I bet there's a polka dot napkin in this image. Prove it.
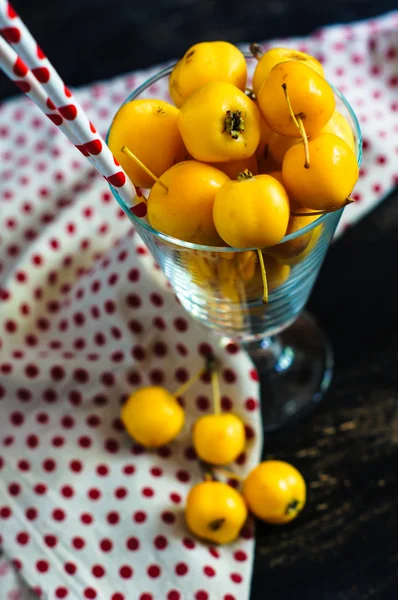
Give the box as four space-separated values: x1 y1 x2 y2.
0 10 397 600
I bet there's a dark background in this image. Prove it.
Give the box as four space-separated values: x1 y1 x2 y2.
0 0 397 100
2 1 398 599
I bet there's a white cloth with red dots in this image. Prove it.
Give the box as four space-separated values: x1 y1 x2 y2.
0 10 397 600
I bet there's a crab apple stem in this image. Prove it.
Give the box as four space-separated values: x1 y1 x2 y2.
121 146 169 192
250 43 263 60
281 83 310 168
174 366 205 398
211 369 221 415
257 249 269 304
296 115 310 169
237 169 254 181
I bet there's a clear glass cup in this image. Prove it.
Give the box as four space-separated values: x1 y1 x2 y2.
108 57 362 431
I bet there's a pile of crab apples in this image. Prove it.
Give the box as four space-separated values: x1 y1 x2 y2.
109 41 359 302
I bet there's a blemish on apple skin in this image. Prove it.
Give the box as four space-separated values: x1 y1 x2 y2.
185 50 195 60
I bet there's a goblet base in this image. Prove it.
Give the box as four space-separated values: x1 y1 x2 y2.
243 312 333 432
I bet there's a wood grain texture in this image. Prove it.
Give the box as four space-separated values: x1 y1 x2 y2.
253 187 398 599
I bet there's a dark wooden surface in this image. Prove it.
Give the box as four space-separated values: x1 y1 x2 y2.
253 187 398 600
1 2 398 598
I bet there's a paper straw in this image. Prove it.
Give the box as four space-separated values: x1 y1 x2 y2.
0 36 97 156
0 0 147 217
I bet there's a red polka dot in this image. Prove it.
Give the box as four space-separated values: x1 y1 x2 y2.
244 424 255 440
26 507 38 520
182 537 196 549
223 368 237 383
250 368 259 382
152 341 167 358
224 596 236 600
245 397 258 411
126 537 140 551
18 459 30 471
154 535 168 550
153 316 167 330
4 319 17 333
50 365 66 381
234 550 248 562
12 558 22 571
126 293 141 308
157 446 172 458
161 511 176 524
127 370 142 385
15 270 28 283
81 512 94 525
230 573 243 583
61 485 74 498
100 538 113 552
142 486 155 498
79 435 92 449
72 537 85 550
123 464 136 475
8 482 21 496
92 565 105 578
36 560 49 573
195 592 209 600
140 595 153 600
44 535 58 548
61 415 75 429
56 588 69 598
52 508 66 521
96 464 109 477
150 466 163 477
170 492 182 504
84 588 97 599
1 506 12 518
149 369 165 384
196 395 210 411
221 396 233 411
119 565 133 579
147 565 161 578
105 438 120 454
89 488 102 501
10 411 24 426
133 510 147 523
34 483 47 495
176 469 190 483
198 342 213 357
174 317 188 332
43 458 56 472
65 562 77 575
167 592 180 600
113 485 128 500
16 532 29 545
26 434 39 448
209 547 220 558
203 565 216 577
25 363 39 378
132 345 146 361
69 459 83 473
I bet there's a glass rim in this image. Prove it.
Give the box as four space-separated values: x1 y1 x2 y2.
107 56 363 253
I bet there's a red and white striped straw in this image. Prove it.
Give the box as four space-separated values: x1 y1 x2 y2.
0 35 97 157
0 0 147 218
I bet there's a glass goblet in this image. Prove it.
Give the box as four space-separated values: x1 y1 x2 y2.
109 59 362 431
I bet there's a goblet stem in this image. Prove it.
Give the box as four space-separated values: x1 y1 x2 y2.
241 312 334 432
